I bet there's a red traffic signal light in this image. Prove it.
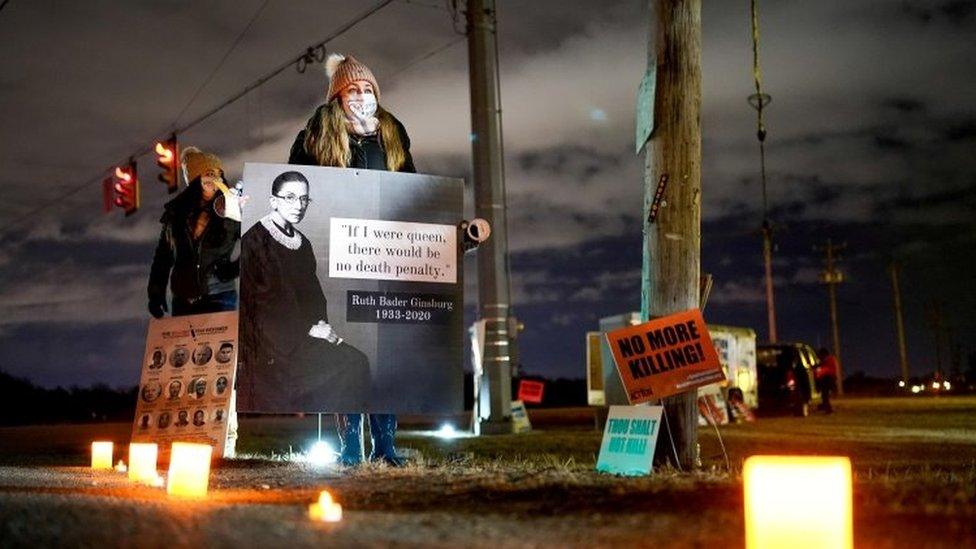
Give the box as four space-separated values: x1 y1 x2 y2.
155 136 179 194
113 160 139 217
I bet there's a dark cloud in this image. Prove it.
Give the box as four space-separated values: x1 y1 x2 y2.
883 97 927 113
516 145 621 184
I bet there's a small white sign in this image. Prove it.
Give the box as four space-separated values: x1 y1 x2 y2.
511 400 532 434
596 405 663 476
329 217 457 284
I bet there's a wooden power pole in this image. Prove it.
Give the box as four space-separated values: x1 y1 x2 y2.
466 0 514 434
888 261 909 383
817 239 846 394
641 0 702 469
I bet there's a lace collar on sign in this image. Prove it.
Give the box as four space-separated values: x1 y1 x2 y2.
260 214 301 250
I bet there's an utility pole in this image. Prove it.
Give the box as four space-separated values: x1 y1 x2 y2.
641 0 701 469
888 261 909 383
816 239 846 394
466 0 513 434
748 0 777 343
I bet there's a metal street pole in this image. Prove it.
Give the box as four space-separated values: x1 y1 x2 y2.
642 0 702 469
466 0 513 434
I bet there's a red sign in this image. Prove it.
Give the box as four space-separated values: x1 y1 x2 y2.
605 309 725 404
517 380 545 404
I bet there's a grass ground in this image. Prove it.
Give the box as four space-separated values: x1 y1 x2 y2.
1 396 974 547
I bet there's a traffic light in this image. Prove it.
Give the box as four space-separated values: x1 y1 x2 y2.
113 159 139 216
155 135 179 193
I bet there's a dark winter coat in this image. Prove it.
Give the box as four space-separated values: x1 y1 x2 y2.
148 183 240 305
287 110 416 173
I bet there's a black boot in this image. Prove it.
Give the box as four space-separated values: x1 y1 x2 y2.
335 413 364 466
369 413 406 466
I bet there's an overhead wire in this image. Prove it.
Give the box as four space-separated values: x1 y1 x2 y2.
171 0 272 128
0 0 397 240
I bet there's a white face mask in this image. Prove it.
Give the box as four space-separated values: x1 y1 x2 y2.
345 93 377 119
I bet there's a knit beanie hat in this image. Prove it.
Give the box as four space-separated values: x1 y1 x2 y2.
325 53 380 101
181 147 223 185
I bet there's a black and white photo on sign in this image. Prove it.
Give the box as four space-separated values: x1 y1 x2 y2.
238 163 464 414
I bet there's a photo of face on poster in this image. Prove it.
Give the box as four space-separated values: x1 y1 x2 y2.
238 163 464 415
170 347 189 368
193 410 206 427
192 344 212 366
168 380 182 400
141 382 162 403
157 412 171 429
215 375 228 395
216 342 234 364
175 410 189 427
189 377 207 400
150 348 166 369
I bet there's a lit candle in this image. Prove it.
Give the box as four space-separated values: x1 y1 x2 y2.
128 443 159 484
91 441 113 470
115 460 127 473
167 442 212 498
309 490 343 522
744 455 853 549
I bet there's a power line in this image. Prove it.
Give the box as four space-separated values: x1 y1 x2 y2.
387 34 465 81
171 0 272 128
0 0 396 239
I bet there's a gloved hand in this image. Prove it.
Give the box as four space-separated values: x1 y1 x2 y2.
148 296 168 319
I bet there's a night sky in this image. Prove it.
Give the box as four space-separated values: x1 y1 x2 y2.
0 0 973 389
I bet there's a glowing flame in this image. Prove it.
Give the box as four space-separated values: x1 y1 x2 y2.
115 167 131 181
155 142 174 163
744 456 853 549
309 490 342 522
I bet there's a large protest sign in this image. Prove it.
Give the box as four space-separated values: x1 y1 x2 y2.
605 309 725 404
596 405 663 476
238 163 464 414
131 312 238 458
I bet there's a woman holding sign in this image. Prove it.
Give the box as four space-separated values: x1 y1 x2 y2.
288 53 488 466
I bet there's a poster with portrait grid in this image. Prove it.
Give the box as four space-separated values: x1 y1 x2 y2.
130 311 238 458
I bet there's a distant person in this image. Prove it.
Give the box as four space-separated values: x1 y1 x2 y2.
816 348 838 414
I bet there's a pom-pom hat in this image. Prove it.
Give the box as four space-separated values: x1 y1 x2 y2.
181 146 223 185
325 53 379 101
